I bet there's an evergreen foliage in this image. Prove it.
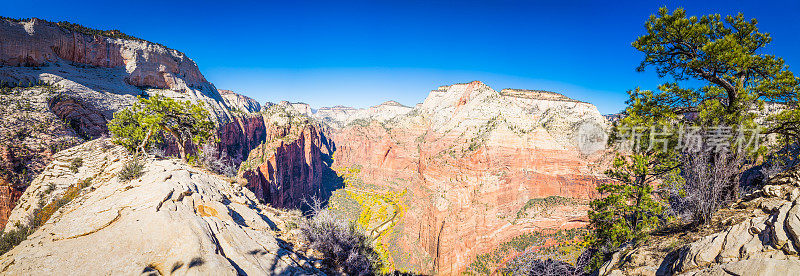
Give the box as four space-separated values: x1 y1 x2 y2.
108 95 215 162
587 7 800 272
586 154 666 271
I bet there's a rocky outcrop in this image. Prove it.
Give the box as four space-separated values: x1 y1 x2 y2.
242 124 333 209
265 101 314 117
329 81 608 274
0 18 246 230
217 114 267 165
238 105 336 210
669 169 800 275
597 167 800 276
0 183 22 229
219 89 261 114
0 84 86 228
0 139 324 275
1 19 207 91
48 94 108 139
0 18 232 123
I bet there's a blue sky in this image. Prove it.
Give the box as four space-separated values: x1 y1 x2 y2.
4 0 799 114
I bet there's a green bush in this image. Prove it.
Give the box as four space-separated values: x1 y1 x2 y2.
69 158 83 173
118 158 145 182
0 223 33 255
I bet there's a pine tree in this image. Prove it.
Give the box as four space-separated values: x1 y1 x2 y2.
108 95 215 161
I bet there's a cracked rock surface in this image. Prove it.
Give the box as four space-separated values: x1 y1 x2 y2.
0 139 321 275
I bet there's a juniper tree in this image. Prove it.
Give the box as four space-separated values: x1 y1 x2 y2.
108 95 215 162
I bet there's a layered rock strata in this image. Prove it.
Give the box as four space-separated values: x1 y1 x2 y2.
329 81 608 274
238 105 336 210
0 18 251 229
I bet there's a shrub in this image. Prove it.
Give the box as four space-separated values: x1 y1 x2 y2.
500 255 585 276
118 158 145 182
34 178 92 227
198 143 236 178
667 147 743 225
298 199 381 275
0 224 33 255
0 223 33 255
69 157 83 173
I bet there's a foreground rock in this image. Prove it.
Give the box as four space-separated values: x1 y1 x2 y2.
0 139 322 275
599 167 800 276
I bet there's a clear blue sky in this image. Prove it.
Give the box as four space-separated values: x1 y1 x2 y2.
4 0 799 114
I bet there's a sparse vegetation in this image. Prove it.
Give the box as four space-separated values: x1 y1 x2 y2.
515 196 576 221
0 16 171 50
500 256 585 276
0 223 33 255
34 178 92 227
298 198 382 274
69 157 83 173
0 178 94 255
198 142 236 178
118 158 145 182
465 228 588 275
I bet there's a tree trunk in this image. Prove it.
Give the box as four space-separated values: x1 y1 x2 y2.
136 128 153 157
161 125 187 162
177 141 187 162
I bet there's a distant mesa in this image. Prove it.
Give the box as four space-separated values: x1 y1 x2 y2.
499 88 583 103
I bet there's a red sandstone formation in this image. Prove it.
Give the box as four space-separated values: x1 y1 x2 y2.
242 125 328 208
238 108 336 209
0 180 23 228
218 115 267 164
0 18 209 92
329 81 608 274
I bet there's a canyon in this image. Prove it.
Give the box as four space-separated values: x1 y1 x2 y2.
0 17 610 274
310 81 608 273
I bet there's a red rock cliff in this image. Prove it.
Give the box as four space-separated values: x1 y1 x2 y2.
237 104 337 209
0 18 209 92
240 123 336 209
328 81 609 274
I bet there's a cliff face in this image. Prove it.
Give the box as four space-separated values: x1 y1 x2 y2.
0 18 232 123
217 114 267 165
238 104 337 210
0 18 240 229
329 81 609 274
315 100 414 128
219 89 261 114
1 19 207 92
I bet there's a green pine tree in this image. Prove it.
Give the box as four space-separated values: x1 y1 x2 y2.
108 95 215 162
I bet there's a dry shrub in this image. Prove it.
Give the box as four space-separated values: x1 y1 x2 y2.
298 198 381 275
199 143 236 178
118 157 144 182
